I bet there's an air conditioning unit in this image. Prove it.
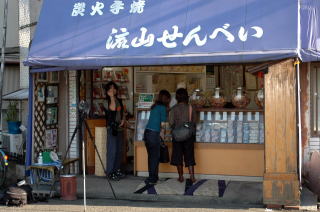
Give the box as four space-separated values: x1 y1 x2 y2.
2 133 23 155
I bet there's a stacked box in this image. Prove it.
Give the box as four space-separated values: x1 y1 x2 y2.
204 129 211 142
259 122 264 144
236 121 243 143
219 122 228 143
220 128 227 143
199 122 210 142
211 123 220 143
242 122 250 143
248 122 259 143
201 122 208 142
196 123 203 142
227 120 235 143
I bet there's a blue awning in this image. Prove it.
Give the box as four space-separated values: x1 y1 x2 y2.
25 0 320 70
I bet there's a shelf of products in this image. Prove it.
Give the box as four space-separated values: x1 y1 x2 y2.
134 109 264 144
134 66 206 95
91 67 131 117
196 111 264 144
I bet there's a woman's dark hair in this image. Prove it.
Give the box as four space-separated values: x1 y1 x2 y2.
151 90 171 109
105 81 123 108
175 88 189 103
104 81 124 118
105 81 119 102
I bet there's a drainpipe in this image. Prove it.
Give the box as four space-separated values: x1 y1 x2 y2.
295 58 302 187
25 73 33 176
0 0 9 131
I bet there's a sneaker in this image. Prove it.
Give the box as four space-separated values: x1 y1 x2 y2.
108 173 120 181
144 178 157 185
115 169 125 178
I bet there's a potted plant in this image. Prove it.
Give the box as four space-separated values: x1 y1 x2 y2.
6 102 21 134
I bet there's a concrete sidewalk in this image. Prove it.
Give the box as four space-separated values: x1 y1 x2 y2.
0 175 317 211
0 198 267 212
76 175 263 206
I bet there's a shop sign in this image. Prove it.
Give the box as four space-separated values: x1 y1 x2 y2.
105 24 263 50
137 93 154 108
71 0 146 16
70 1 263 50
27 0 298 67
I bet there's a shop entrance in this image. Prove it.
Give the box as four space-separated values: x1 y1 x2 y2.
78 64 265 180
30 61 299 204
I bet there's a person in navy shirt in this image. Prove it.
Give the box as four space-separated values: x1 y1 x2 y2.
144 90 171 185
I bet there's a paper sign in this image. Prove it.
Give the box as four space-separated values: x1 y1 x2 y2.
200 112 205 121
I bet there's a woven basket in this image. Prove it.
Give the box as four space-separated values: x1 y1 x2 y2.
95 127 107 176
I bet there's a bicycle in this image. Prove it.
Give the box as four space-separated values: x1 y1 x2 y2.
0 148 8 187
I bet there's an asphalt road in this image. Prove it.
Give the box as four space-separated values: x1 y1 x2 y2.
0 197 269 212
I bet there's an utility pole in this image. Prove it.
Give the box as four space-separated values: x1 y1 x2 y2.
0 0 9 127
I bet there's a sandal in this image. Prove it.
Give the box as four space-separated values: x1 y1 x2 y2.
108 173 120 181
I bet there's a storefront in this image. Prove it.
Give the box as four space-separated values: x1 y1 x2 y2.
24 0 320 206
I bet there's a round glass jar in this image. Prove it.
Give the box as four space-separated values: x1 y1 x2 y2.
254 88 264 108
209 87 226 108
231 87 250 108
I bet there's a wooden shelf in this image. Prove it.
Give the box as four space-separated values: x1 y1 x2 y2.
136 107 264 112
135 140 264 146
136 71 204 74
195 107 264 112
136 108 151 111
93 98 128 100
93 80 129 83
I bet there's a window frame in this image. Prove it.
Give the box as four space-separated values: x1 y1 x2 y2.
310 63 320 136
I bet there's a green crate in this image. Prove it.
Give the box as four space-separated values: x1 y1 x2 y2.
43 151 53 163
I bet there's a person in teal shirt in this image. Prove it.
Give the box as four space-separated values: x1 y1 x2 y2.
144 90 171 185
145 103 167 132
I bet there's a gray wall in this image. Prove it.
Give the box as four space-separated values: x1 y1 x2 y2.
2 65 20 95
30 0 43 37
0 0 19 48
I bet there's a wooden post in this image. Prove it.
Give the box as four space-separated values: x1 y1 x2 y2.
263 59 300 206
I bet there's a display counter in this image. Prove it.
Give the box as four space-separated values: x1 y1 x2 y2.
134 108 265 178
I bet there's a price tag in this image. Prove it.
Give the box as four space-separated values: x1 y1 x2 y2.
222 112 227 121
231 112 236 120
255 112 260 121
207 112 212 121
238 112 243 121
200 112 205 121
215 112 221 120
247 112 252 121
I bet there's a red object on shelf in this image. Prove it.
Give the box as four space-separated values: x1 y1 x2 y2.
257 71 264 88
60 175 77 200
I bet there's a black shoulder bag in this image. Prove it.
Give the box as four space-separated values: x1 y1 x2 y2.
171 105 195 142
